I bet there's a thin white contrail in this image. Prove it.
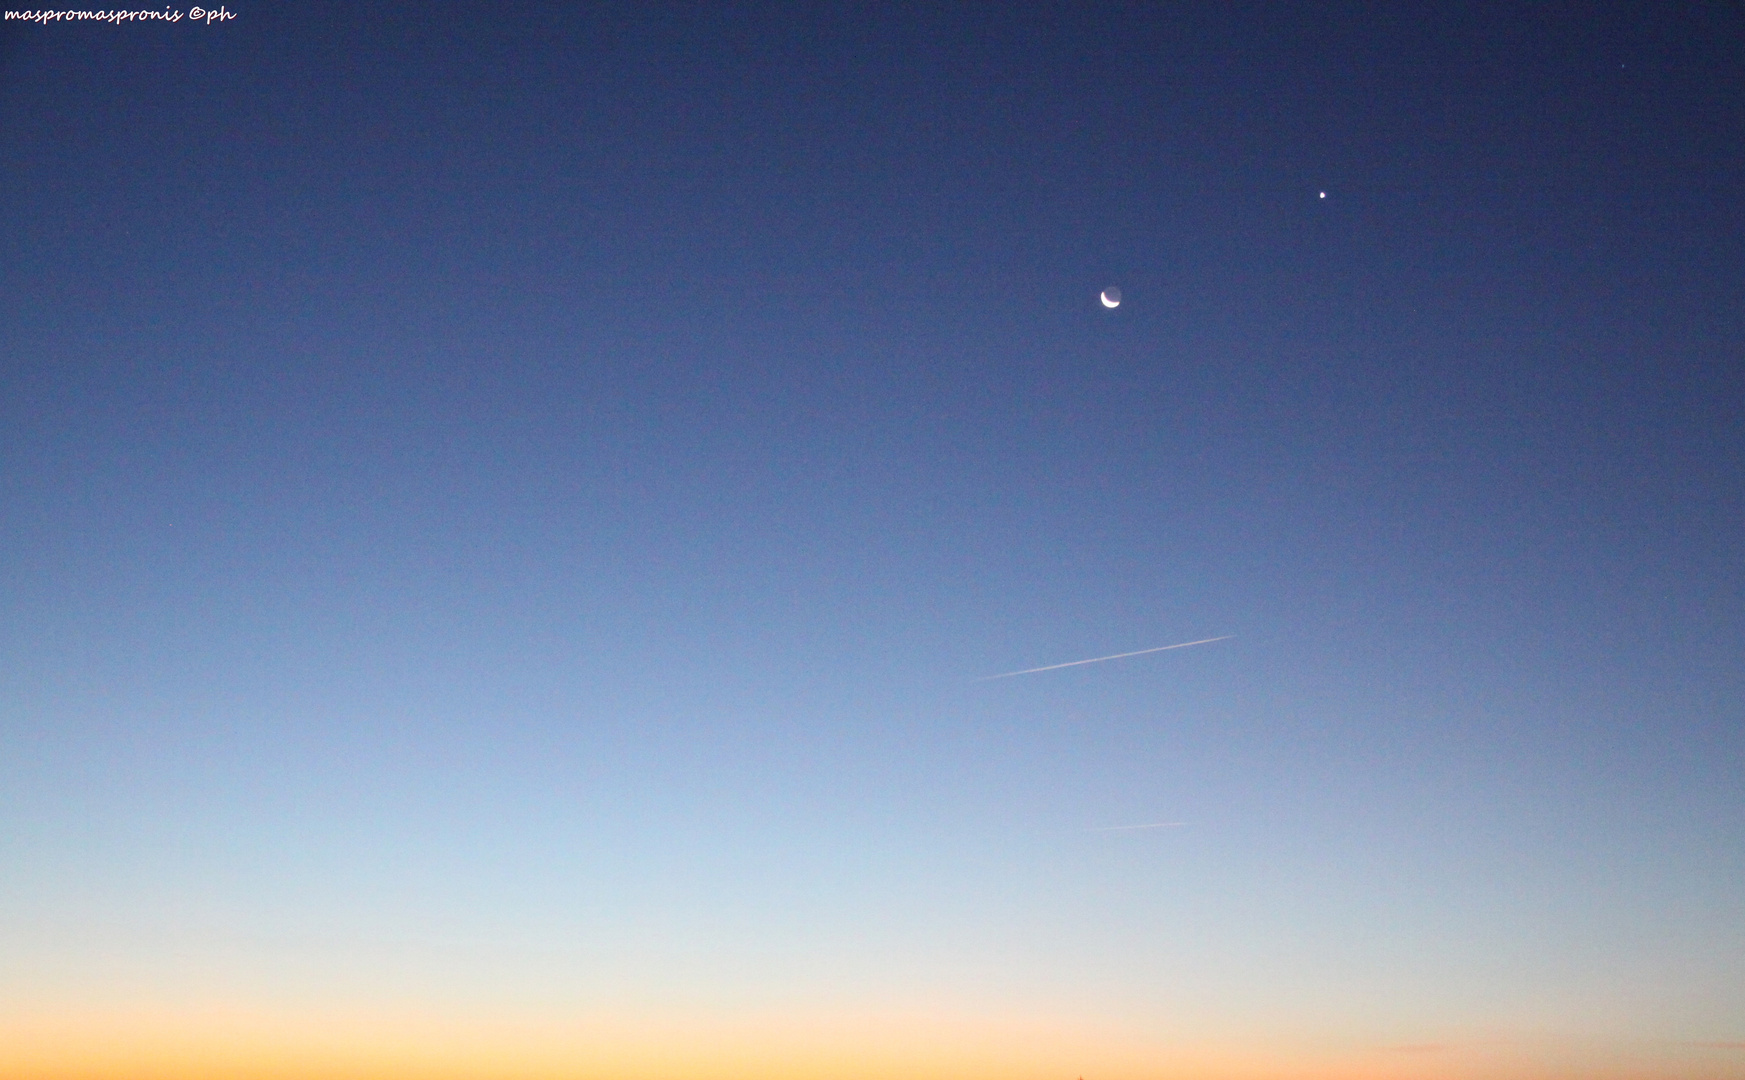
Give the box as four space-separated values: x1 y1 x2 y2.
976 636 1231 680
1086 821 1184 832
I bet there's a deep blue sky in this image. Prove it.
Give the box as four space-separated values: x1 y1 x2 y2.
2 3 1743 1076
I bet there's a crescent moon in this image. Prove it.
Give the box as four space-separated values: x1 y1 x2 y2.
1100 288 1121 308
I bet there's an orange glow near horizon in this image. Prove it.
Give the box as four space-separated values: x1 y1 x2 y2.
5 1005 1743 1080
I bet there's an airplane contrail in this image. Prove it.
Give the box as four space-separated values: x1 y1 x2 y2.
1086 821 1184 832
976 636 1231 680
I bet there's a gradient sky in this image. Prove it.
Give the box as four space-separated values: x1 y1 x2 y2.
3 3 1743 1078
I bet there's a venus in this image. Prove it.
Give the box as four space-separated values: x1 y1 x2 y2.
1100 286 1121 308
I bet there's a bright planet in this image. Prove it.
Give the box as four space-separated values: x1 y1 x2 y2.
1100 286 1121 308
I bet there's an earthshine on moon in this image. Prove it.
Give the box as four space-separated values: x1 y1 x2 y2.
1100 287 1121 308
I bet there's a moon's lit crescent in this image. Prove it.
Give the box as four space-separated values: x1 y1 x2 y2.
1100 287 1121 308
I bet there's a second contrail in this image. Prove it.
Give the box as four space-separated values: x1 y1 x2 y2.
1085 821 1185 832
976 636 1231 680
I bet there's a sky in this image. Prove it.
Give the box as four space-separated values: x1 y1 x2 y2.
1 2 1743 1078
